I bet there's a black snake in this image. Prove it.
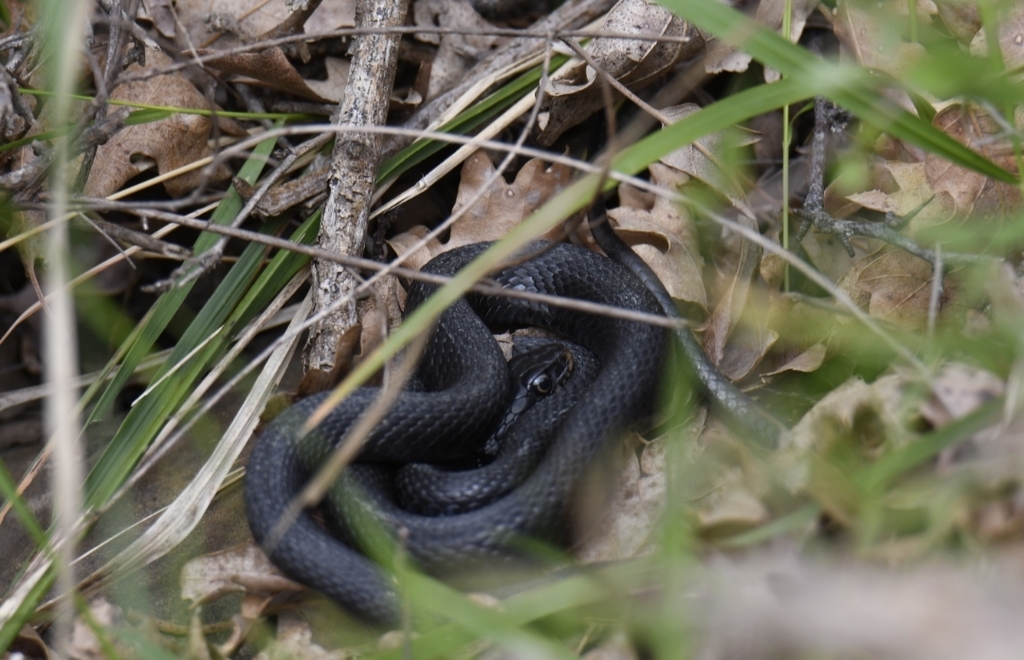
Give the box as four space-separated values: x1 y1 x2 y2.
244 209 779 624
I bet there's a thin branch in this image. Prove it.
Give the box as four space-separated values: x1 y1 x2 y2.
307 0 410 374
796 97 986 267
110 26 686 86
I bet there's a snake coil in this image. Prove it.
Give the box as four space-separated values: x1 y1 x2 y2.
245 238 667 623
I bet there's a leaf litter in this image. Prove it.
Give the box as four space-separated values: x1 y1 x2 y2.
4 0 1024 657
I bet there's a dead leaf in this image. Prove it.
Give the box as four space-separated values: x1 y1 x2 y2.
449 152 574 247
706 0 818 78
357 276 403 365
759 252 786 291
608 165 707 309
180 543 304 606
762 295 842 377
139 0 177 38
717 322 779 382
759 0 825 81
684 421 772 537
799 227 881 284
920 362 1004 428
305 58 353 104
172 0 354 51
785 374 911 456
917 362 1006 472
922 105 1022 227
848 248 956 331
7 625 53 660
851 104 1021 249
703 213 769 372
834 0 932 78
388 152 573 265
936 0 980 43
969 3 1024 69
577 434 664 562
196 47 340 103
704 37 759 75
579 410 707 564
658 104 760 202
847 161 940 218
933 391 1024 485
83 51 245 198
70 599 122 660
414 0 502 101
695 481 771 536
385 225 437 272
537 0 703 145
252 609 351 660
763 343 828 377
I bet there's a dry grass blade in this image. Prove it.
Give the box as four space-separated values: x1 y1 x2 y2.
75 282 310 598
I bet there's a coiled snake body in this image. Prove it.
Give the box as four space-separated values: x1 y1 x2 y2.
245 238 668 623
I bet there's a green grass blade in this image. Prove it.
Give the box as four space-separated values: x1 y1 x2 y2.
0 125 75 154
716 503 821 548
83 218 280 507
21 89 314 120
84 206 320 510
122 109 174 125
659 0 1019 184
0 460 48 550
84 133 277 427
227 213 319 328
377 55 569 183
862 397 1004 493
612 76 812 176
403 572 580 660
373 560 661 659
0 564 57 653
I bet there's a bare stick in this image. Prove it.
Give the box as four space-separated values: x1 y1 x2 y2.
307 0 409 375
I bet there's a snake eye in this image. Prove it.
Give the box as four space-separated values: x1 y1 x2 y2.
530 374 553 395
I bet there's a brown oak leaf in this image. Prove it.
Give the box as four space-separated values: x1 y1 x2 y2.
83 51 245 198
